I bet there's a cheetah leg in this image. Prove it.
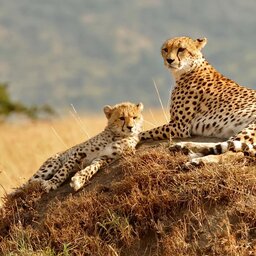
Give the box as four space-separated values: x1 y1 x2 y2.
41 155 78 192
182 151 245 169
139 121 190 142
173 122 256 158
172 140 256 168
173 123 256 167
70 157 112 191
169 141 220 159
29 153 62 183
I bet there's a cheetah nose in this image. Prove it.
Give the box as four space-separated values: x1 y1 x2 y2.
166 58 175 64
127 126 133 131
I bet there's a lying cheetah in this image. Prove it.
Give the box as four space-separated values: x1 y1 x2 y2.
140 36 256 166
29 102 143 192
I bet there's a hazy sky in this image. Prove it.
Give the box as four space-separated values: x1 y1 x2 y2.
0 0 256 113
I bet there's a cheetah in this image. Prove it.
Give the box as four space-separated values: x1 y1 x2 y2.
140 36 256 166
29 102 143 192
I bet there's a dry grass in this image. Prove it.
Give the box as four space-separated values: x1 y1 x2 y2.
1 146 256 255
0 109 166 201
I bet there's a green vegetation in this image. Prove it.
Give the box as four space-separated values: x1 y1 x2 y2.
1 145 256 255
0 83 54 120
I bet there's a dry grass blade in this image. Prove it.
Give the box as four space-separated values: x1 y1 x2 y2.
153 79 168 123
70 104 90 139
51 126 68 149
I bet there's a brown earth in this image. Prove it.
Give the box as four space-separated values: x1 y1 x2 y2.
1 142 256 255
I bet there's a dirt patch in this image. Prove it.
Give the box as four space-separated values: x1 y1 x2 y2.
1 143 256 255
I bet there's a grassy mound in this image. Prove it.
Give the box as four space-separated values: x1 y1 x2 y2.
1 145 256 255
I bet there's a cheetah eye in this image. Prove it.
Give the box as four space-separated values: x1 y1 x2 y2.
162 48 168 53
133 116 137 119
119 117 125 120
178 47 185 53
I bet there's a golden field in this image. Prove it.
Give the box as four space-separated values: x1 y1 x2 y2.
1 108 256 255
0 108 166 201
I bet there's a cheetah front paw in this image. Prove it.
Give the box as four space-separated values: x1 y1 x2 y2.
169 143 192 155
41 180 58 193
70 175 87 191
180 159 205 171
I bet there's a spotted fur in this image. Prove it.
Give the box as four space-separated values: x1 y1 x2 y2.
29 102 143 192
140 36 256 164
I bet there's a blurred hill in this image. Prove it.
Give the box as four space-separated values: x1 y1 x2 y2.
0 0 256 113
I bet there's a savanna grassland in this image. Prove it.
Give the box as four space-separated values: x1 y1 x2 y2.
0 109 166 201
1 110 256 255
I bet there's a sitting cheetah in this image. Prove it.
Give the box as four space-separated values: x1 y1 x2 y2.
140 36 256 166
29 102 143 192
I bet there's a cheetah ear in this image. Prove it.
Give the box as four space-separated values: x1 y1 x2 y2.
103 105 113 119
194 38 207 50
136 102 144 112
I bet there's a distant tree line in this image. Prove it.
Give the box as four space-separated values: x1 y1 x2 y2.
0 83 54 120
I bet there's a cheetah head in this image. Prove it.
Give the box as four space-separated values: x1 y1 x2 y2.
161 36 207 73
103 102 144 136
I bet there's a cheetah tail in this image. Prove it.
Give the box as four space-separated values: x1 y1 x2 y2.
208 140 256 157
